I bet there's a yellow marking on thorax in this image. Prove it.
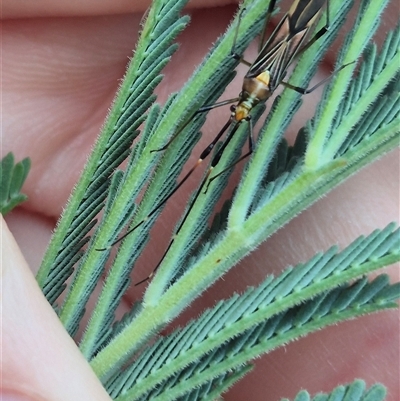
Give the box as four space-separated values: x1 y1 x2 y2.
256 71 270 86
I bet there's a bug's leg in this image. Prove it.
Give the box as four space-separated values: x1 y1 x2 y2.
230 6 250 64
281 61 355 94
204 117 254 193
152 97 239 152
258 0 278 52
134 122 246 285
97 119 233 251
232 0 278 63
135 167 213 286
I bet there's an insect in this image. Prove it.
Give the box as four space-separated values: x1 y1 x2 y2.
99 0 349 284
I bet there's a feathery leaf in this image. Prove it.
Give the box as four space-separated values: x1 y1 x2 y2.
0 152 30 215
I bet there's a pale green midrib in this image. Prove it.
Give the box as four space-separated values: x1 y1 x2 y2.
36 0 173 287
305 0 391 169
115 300 398 401
77 0 268 349
90 118 399 378
57 2 191 329
122 261 398 399
90 152 398 379
323 52 399 159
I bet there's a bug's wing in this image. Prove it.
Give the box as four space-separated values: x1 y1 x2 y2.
247 0 325 87
289 0 326 33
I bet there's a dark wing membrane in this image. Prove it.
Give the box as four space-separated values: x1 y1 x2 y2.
247 14 291 78
289 0 325 33
247 19 309 89
246 0 325 82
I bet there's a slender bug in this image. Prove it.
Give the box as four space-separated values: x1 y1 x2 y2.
98 0 351 284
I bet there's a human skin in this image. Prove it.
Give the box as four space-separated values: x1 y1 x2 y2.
1 1 399 400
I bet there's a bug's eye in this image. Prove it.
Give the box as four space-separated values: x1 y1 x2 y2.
230 105 236 112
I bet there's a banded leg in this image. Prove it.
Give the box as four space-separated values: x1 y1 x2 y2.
97 119 233 250
135 122 244 285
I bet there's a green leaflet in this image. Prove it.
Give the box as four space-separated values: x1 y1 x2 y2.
0 152 30 215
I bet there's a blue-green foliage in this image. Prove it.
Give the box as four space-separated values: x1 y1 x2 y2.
0 152 30 215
